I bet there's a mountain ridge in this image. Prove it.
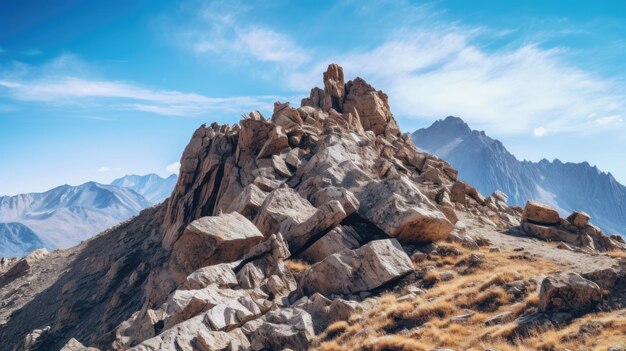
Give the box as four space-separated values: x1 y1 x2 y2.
412 116 626 235
0 65 624 351
0 174 177 257
111 173 177 204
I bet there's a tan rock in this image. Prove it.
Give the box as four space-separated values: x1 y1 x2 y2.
250 308 314 351
272 155 292 178
283 200 348 254
450 181 466 204
60 338 100 351
308 187 359 214
299 226 362 262
170 213 264 281
567 211 590 228
464 182 486 205
357 176 454 243
344 77 398 135
226 184 267 220
182 264 238 290
254 188 317 237
523 201 560 225
299 239 413 295
322 63 345 112
257 126 289 159
195 329 250 351
538 272 601 313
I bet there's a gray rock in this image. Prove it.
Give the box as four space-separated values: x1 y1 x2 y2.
300 239 413 295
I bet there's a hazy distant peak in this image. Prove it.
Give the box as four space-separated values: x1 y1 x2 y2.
111 173 177 204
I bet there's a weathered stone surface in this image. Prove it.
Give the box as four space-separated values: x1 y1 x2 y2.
357 176 454 243
129 313 209 351
300 239 413 295
170 213 264 282
299 225 363 262
194 329 250 351
567 211 591 228
309 187 359 215
522 222 580 243
257 126 289 159
464 182 486 205
182 264 238 290
60 338 100 351
450 181 466 204
272 155 292 178
254 188 317 237
283 200 348 254
226 184 267 220
538 272 602 313
250 308 315 351
296 294 363 333
581 267 618 290
523 201 560 225
322 63 345 112
343 77 398 135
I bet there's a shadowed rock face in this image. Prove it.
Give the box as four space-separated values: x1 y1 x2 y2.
2 64 621 351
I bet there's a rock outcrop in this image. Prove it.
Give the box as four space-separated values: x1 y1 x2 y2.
299 239 413 296
520 201 626 252
538 272 602 314
1 64 624 351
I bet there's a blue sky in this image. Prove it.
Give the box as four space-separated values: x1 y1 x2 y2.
1 0 626 196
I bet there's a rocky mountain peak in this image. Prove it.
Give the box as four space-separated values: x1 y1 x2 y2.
1 64 625 351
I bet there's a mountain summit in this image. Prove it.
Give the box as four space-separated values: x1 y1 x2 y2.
1 65 624 351
412 116 626 236
111 173 177 204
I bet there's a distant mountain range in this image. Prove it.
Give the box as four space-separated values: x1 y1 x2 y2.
0 174 176 257
412 116 626 235
0 223 45 258
111 173 177 204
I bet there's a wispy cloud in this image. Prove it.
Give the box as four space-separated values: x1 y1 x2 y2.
287 28 625 136
0 55 283 117
178 0 309 65
166 161 180 175
97 166 111 173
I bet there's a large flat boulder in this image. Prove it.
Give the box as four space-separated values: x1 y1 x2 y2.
357 176 454 243
523 201 560 225
299 239 413 295
171 213 264 280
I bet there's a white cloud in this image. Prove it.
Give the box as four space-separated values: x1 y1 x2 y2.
97 166 111 173
288 30 625 136
533 127 549 137
595 115 622 126
180 1 309 65
166 161 181 175
0 60 283 117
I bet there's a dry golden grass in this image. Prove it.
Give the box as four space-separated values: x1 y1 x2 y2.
284 259 310 272
606 249 626 258
313 242 625 351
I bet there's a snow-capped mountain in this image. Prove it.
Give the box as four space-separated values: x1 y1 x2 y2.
0 182 152 250
111 173 177 204
0 223 45 258
412 116 626 235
